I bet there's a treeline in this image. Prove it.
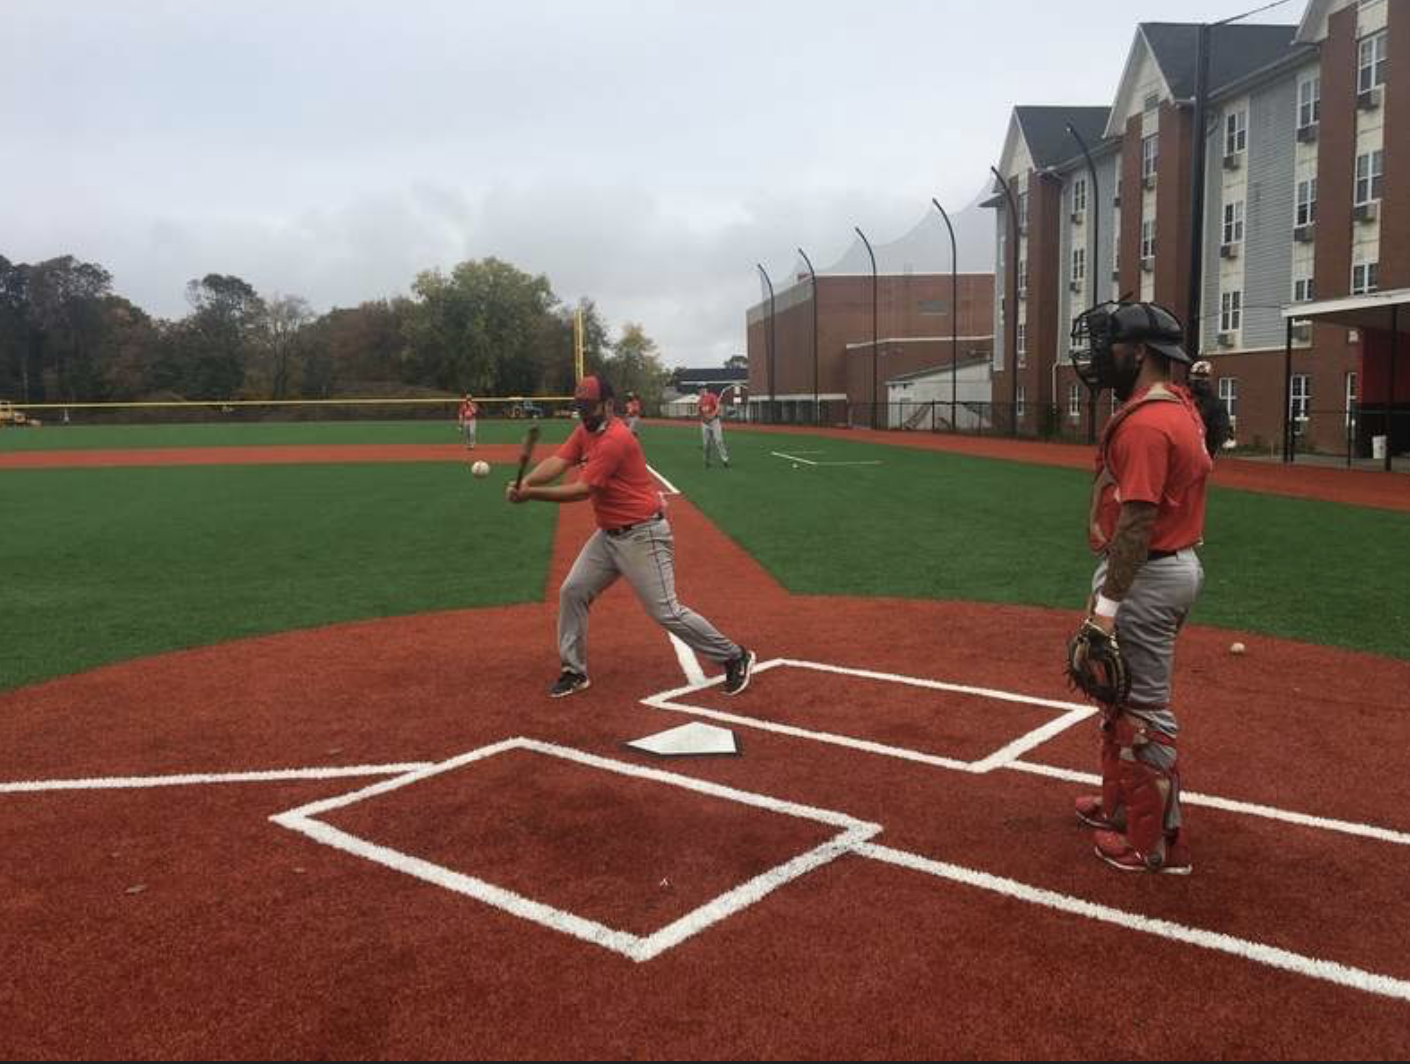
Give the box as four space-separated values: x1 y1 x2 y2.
0 253 671 407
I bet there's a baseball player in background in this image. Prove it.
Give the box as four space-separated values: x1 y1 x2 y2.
624 391 642 435
458 393 478 450
1068 302 1212 874
506 374 755 699
698 388 729 468
1185 360 1233 457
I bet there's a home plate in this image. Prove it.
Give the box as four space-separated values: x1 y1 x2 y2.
625 722 740 757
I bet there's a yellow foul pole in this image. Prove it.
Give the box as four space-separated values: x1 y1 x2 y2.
573 309 585 382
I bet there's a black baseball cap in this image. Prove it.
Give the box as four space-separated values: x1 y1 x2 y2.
1109 302 1191 364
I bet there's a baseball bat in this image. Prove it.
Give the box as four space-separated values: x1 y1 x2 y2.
513 425 540 491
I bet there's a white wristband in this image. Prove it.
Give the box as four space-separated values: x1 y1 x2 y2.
1093 594 1120 619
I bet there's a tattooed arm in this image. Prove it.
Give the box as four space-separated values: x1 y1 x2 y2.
1089 500 1158 633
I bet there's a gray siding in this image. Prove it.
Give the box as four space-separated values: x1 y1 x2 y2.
1244 76 1298 348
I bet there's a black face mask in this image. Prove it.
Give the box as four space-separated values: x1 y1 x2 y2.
1071 303 1141 399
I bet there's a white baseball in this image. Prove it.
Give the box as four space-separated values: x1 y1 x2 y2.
1229 641 1246 655
471 460 490 478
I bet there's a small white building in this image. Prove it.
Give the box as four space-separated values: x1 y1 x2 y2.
886 356 994 431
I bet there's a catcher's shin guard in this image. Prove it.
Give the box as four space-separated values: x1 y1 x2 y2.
1111 716 1181 870
1075 721 1124 829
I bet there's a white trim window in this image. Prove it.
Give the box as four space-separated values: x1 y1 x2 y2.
1296 178 1317 226
1016 385 1026 420
1072 247 1086 284
1352 260 1379 294
1073 177 1087 214
1298 75 1321 129
1355 150 1384 205
1141 134 1159 181
1016 323 1027 367
1068 382 1082 420
1225 109 1247 156
1141 219 1156 261
1359 31 1388 93
1223 200 1245 245
1290 374 1311 427
1017 190 1029 230
1345 370 1358 431
1221 290 1243 332
1017 258 1028 294
1293 275 1316 303
1218 377 1238 419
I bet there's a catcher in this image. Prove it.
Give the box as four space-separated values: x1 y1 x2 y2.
1065 302 1213 874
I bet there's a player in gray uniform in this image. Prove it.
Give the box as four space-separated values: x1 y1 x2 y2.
1068 302 1213 875
506 374 754 699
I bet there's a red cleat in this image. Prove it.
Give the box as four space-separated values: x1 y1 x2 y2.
1074 794 1123 831
1093 829 1192 875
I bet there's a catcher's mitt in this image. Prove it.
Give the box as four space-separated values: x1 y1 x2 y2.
1065 619 1131 707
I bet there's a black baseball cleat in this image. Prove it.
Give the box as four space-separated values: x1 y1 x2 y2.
549 670 591 698
722 649 755 695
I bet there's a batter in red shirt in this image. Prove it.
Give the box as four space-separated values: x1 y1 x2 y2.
1067 301 1212 876
506 374 754 698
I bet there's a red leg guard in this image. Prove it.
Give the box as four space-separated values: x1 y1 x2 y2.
1111 717 1180 870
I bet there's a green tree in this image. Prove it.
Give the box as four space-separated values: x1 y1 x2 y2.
402 257 560 396
603 322 670 409
180 274 265 398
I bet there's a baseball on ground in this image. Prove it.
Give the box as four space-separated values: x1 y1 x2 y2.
471 460 490 478
1229 641 1246 655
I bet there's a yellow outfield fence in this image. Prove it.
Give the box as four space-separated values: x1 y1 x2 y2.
2 395 578 425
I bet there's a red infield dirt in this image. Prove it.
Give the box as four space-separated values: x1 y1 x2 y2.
3 449 1409 1058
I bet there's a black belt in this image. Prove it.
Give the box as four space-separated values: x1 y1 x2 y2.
605 512 664 536
1147 548 1181 561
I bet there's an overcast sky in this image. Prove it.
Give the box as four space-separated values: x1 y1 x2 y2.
1 0 1300 366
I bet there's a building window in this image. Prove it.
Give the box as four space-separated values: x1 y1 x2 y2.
1141 134 1159 180
1114 173 1122 206
1223 200 1245 245
1293 275 1316 303
1298 75 1321 129
1072 247 1086 284
1225 109 1247 156
1073 177 1087 214
1016 385 1026 420
1017 190 1029 230
1017 259 1028 295
1016 323 1027 367
1068 382 1082 420
1141 219 1156 261
1221 290 1243 332
1143 92 1160 114
1355 150 1384 204
1345 371 1358 430
1295 178 1317 226
1290 374 1311 426
1218 377 1238 419
1358 31 1388 93
1352 261 1379 294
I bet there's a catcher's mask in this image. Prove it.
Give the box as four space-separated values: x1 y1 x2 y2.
1070 301 1190 399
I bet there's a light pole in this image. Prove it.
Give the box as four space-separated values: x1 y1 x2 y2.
756 263 777 423
989 167 1021 437
855 227 879 429
798 248 819 425
931 199 959 432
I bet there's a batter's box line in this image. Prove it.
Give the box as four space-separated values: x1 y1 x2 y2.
269 737 882 963
641 659 1410 849
641 658 1095 775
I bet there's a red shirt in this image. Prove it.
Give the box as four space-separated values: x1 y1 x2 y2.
459 400 477 421
1092 386 1212 552
698 392 720 420
556 418 662 529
